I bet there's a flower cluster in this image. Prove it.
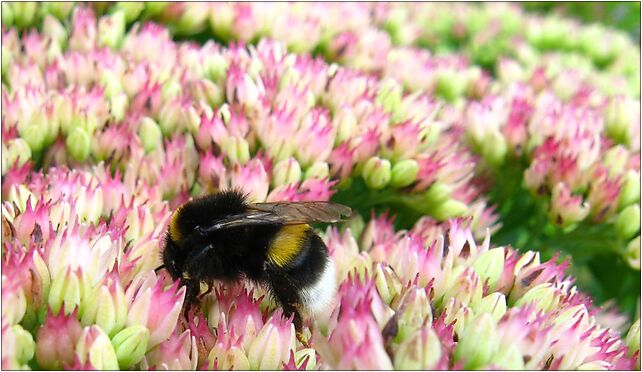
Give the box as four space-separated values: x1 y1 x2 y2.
1 2 640 371
1 5 499 236
2 169 639 369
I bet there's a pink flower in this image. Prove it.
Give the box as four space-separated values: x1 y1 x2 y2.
74 325 119 370
246 310 297 370
125 272 186 349
230 159 270 202
68 7 97 52
142 329 198 370
295 108 336 167
549 182 590 227
587 165 623 222
35 308 83 369
197 152 228 192
320 294 393 369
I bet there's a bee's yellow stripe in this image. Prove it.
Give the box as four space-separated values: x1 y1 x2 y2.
169 207 183 242
268 224 309 267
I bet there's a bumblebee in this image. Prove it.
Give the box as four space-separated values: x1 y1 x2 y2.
159 189 351 339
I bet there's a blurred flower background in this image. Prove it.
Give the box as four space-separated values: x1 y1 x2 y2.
1 2 640 370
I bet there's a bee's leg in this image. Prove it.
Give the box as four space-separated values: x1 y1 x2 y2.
268 276 310 347
181 278 200 319
281 301 309 347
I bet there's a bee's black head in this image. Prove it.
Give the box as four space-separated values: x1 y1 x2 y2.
162 235 185 280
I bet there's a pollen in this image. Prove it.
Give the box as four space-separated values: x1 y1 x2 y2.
267 224 309 267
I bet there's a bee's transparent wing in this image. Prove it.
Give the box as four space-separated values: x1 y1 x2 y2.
248 201 352 224
196 201 352 233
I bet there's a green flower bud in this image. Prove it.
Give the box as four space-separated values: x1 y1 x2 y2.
98 11 126 49
111 326 149 369
19 121 46 153
424 182 452 205
48 269 82 316
430 199 468 221
624 236 640 270
393 327 442 370
604 97 637 146
5 138 32 168
205 53 228 83
66 127 91 162
619 170 641 209
498 58 526 84
193 79 223 107
333 107 358 144
304 161 330 180
209 3 235 40
390 159 419 188
114 2 144 23
454 313 499 369
362 156 392 190
81 283 127 337
579 25 622 66
436 69 468 102
110 93 129 123
514 283 560 312
625 319 640 358
603 145 629 177
10 1 37 28
279 66 300 91
2 2 14 27
184 106 201 134
474 292 507 322
472 248 505 292
615 204 640 241
76 326 119 370
175 3 209 35
144 2 168 17
268 141 296 163
272 157 302 187
221 136 250 165
1 143 7 175
374 263 403 306
13 324 35 365
480 130 508 167
1 44 11 78
375 78 403 118
529 17 571 50
395 287 433 343
161 79 182 101
99 70 123 100
40 2 73 20
138 117 162 154
493 344 525 370
82 113 99 134
208 343 250 370
442 299 473 337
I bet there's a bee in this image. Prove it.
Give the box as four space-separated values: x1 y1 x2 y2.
158 189 351 341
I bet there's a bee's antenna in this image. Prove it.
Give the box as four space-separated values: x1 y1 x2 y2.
155 265 165 273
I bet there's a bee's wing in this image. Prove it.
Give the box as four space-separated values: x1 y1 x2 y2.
248 201 352 224
195 201 351 234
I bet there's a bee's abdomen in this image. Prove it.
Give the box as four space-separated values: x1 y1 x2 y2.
272 229 336 314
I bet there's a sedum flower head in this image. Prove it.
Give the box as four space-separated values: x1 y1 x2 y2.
1 3 639 371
